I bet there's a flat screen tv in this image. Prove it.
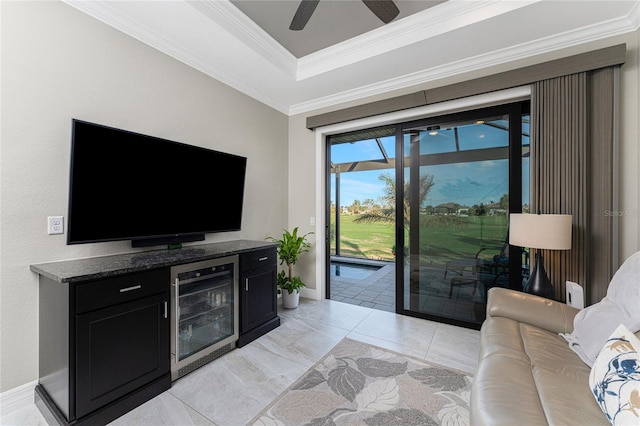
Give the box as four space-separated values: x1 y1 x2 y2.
67 119 247 248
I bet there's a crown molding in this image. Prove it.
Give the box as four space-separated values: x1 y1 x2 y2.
296 0 540 80
627 0 640 30
63 0 640 118
63 0 291 114
187 0 298 77
193 0 539 81
289 6 640 116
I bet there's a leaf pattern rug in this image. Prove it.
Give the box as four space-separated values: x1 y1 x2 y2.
252 338 473 426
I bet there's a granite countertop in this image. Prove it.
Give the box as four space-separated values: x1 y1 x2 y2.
30 240 277 283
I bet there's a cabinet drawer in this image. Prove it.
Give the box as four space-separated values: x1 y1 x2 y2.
241 248 277 272
76 269 169 314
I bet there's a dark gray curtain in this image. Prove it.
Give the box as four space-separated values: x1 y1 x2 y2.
530 67 618 305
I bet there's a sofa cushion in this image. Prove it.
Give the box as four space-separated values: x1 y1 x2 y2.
606 251 640 307
473 316 609 425
561 251 640 366
589 323 640 425
561 299 640 367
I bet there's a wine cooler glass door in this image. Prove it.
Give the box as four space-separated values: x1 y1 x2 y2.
171 256 238 379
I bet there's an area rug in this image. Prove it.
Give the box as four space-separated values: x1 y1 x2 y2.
251 338 473 425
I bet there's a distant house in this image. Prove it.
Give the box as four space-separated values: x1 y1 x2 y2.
434 203 460 215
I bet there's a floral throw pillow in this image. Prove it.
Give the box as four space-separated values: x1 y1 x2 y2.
589 323 640 425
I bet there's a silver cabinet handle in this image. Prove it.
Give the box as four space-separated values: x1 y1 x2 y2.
119 285 141 293
245 278 249 292
163 301 168 319
258 257 268 261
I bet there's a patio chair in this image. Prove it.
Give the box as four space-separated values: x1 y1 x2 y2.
444 242 508 300
443 232 510 280
476 244 531 302
443 257 478 279
475 239 509 276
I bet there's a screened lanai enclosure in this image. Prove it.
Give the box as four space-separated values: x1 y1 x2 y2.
327 102 530 329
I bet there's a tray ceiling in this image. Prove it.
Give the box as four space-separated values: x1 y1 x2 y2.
230 0 446 58
64 0 640 116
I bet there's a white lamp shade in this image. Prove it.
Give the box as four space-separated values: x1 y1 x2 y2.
509 214 572 250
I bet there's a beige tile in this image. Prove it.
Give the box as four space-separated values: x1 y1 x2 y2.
278 297 373 331
109 392 214 425
350 308 438 358
346 331 429 360
0 405 48 426
255 315 350 367
424 322 480 375
168 348 284 426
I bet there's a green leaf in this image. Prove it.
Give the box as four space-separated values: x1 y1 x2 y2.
266 227 313 288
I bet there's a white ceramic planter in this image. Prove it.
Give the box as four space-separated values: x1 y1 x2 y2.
281 289 300 309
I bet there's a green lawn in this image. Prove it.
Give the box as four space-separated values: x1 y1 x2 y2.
331 214 507 265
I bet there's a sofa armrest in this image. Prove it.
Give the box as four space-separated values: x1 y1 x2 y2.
486 287 580 334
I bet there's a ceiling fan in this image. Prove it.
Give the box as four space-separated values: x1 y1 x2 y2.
289 0 400 31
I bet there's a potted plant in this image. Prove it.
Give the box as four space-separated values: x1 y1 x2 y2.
266 227 313 309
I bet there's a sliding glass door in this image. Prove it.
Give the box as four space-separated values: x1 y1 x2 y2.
325 102 529 329
398 103 527 328
327 127 397 311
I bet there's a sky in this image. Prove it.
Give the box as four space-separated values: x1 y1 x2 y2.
331 162 530 208
330 128 530 208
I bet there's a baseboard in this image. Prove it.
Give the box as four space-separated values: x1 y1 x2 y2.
300 286 321 300
0 380 37 416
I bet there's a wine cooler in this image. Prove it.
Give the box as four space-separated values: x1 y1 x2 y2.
170 255 239 381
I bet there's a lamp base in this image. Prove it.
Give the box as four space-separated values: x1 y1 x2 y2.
523 251 555 300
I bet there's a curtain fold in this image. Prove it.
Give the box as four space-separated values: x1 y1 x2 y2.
588 67 617 304
530 68 617 304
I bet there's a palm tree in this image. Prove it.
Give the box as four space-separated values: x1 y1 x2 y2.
354 172 434 231
354 172 466 230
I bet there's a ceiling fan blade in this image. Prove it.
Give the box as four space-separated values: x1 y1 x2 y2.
362 0 400 24
289 0 320 31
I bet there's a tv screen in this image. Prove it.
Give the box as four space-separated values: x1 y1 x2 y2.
67 119 247 247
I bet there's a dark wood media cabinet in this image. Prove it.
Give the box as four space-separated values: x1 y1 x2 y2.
30 240 280 426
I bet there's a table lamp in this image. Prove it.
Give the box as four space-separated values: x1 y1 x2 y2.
509 213 572 299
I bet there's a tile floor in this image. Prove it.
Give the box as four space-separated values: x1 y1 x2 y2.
2 298 480 426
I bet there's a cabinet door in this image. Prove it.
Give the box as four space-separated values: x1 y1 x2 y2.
241 268 277 333
75 293 169 418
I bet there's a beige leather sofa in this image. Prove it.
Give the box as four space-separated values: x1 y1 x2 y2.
471 287 610 425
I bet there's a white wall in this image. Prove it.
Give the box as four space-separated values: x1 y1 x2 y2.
289 31 640 298
287 114 319 298
0 1 288 392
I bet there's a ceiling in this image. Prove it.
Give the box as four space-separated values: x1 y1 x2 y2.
229 0 447 57
65 0 640 116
